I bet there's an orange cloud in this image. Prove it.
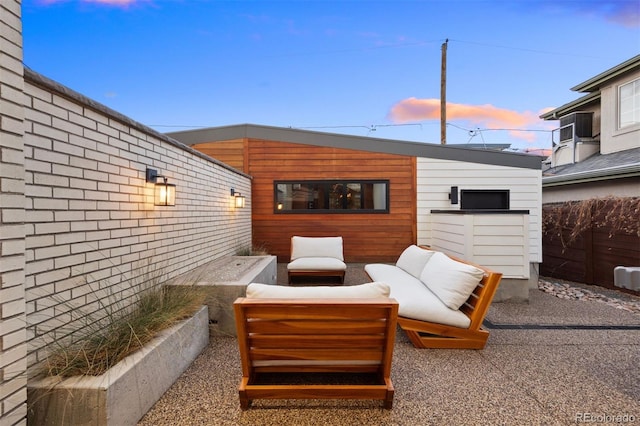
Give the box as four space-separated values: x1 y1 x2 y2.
388 97 550 142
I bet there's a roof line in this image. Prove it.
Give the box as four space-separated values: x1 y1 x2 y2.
539 92 600 120
167 123 542 170
542 163 640 186
571 54 640 93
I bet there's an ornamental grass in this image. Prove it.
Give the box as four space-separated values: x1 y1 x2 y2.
44 285 206 378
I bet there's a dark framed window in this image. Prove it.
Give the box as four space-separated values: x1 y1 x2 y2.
274 180 389 213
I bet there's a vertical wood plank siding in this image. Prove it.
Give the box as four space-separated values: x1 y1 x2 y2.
195 139 417 262
193 139 245 171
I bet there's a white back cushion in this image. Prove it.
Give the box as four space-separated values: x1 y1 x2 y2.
290 236 344 261
395 245 435 278
419 252 485 310
246 282 390 299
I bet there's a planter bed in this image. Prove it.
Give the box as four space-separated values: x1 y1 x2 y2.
28 306 209 426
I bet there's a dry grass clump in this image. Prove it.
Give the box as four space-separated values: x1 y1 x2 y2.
542 196 640 247
235 242 270 256
44 285 206 378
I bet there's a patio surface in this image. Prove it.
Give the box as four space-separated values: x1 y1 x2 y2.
138 263 640 425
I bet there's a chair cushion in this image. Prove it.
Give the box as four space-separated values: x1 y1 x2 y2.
290 236 344 261
364 263 471 328
419 252 485 310
246 282 391 299
287 257 347 271
395 245 435 278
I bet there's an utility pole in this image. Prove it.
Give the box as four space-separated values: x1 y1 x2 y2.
440 38 448 145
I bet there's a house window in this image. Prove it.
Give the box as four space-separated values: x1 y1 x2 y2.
274 180 389 213
619 78 640 129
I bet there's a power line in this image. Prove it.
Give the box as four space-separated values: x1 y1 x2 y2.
150 121 551 136
258 39 443 59
296 123 424 132
448 39 602 59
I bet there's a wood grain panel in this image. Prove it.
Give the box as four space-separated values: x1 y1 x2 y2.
192 138 416 262
252 141 415 262
192 139 246 172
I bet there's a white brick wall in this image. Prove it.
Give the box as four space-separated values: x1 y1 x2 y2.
22 71 252 369
5 5 252 424
1 1 27 425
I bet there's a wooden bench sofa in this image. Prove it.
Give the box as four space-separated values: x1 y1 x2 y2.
287 236 347 284
233 282 398 409
365 245 502 349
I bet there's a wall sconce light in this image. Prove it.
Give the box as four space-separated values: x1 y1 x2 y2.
146 168 176 206
231 188 245 208
448 186 459 205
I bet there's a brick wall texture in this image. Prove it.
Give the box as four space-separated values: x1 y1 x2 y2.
2 3 251 423
22 71 252 367
1 1 28 425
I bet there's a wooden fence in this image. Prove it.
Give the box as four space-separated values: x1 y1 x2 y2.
541 198 640 294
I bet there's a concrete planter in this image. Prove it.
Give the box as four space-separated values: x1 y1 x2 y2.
28 306 209 426
167 255 277 336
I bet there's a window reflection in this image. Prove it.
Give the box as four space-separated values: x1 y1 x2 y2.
275 180 388 213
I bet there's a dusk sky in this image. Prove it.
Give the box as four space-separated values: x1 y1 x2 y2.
22 0 640 154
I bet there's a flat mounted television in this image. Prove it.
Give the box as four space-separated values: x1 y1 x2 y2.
460 189 509 210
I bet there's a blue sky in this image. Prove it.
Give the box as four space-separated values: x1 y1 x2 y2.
22 0 640 153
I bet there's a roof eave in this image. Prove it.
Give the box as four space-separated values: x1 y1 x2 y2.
542 163 640 187
539 92 600 120
167 124 543 170
571 54 640 93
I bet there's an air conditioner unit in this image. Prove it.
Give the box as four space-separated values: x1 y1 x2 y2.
559 112 593 142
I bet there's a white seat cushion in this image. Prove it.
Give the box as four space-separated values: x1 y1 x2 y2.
290 236 344 261
287 257 347 271
395 245 435 278
365 263 471 328
419 252 485 310
246 282 390 298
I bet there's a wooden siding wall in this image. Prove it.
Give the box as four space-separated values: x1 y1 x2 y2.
193 139 246 172
196 139 416 262
541 201 640 293
250 139 416 262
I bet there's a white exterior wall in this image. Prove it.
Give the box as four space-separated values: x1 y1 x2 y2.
0 1 28 424
21 73 252 370
550 104 601 168
416 157 542 264
430 213 530 278
600 67 640 154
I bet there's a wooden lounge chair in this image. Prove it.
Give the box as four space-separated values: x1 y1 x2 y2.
365 246 503 349
233 296 398 409
397 266 502 349
287 236 347 284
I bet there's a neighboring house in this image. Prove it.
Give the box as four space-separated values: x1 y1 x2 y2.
168 124 543 301
539 55 640 290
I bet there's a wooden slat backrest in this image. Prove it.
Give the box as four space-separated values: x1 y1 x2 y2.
234 298 398 375
456 266 502 329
